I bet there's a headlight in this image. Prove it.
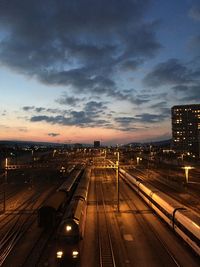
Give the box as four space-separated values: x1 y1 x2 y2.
56 251 63 258
72 250 79 258
66 225 72 232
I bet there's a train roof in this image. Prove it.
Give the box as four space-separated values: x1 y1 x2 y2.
73 178 90 199
152 190 185 209
73 169 90 198
39 191 66 211
58 175 79 193
64 198 85 221
179 209 200 226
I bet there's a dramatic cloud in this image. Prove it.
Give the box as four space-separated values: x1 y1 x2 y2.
134 113 169 123
119 59 142 71
0 0 161 100
172 84 200 101
35 107 46 113
48 133 60 137
113 111 169 131
150 101 167 109
56 94 84 106
29 100 109 128
23 106 35 111
26 97 169 131
22 106 66 115
30 114 108 128
189 5 200 21
114 117 138 131
143 56 200 105
143 59 194 87
84 101 107 115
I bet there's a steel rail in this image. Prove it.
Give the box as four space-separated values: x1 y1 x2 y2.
120 175 181 267
95 169 116 267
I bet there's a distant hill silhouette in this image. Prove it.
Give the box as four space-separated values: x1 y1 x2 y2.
127 139 171 147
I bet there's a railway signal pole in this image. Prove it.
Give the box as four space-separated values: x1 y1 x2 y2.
3 158 8 213
115 152 120 212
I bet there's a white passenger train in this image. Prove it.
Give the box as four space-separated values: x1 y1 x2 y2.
120 168 200 256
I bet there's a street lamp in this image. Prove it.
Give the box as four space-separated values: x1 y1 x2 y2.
53 149 57 158
104 149 107 159
182 166 194 184
136 157 142 165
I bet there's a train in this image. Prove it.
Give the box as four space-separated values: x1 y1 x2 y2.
55 168 91 263
38 166 84 228
120 168 200 256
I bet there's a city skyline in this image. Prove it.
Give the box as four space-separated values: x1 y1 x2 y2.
0 0 200 145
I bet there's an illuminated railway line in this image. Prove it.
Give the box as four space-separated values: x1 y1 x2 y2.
0 192 42 266
129 167 200 215
120 168 200 257
0 186 23 205
119 178 181 267
0 167 82 267
95 170 116 267
21 166 86 267
20 222 55 267
0 183 61 238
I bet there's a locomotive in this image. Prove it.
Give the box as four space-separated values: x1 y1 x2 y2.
55 168 91 263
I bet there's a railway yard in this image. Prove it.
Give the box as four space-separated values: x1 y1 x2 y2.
0 149 200 267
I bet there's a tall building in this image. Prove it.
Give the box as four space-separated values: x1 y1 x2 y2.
94 140 100 148
171 104 200 157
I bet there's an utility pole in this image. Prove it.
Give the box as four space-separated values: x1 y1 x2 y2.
115 152 120 212
3 158 8 213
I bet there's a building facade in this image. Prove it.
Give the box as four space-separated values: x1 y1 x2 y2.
94 140 100 148
171 104 200 157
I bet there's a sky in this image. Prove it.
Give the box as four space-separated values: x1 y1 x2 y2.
0 0 200 145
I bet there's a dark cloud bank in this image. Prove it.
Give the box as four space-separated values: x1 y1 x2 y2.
3 1 189 133
0 0 161 101
143 58 200 102
22 100 169 131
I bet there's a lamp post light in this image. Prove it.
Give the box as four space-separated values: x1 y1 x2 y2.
53 149 56 158
104 149 107 159
136 157 142 165
182 166 194 184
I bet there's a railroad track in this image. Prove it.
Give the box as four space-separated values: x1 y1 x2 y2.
0 192 42 266
0 184 57 236
119 179 181 267
95 170 116 267
0 179 70 266
0 193 38 231
20 227 55 267
0 186 23 203
129 167 200 214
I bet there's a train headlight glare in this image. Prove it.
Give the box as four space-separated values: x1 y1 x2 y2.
72 250 79 258
56 251 63 258
66 225 72 232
